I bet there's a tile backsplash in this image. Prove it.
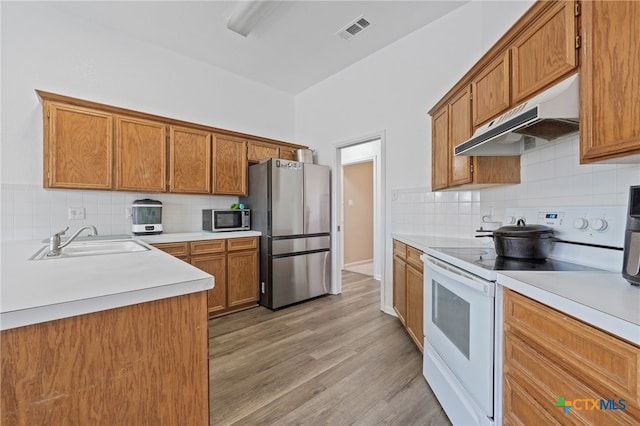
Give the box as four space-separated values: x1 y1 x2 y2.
391 134 638 238
1 185 238 241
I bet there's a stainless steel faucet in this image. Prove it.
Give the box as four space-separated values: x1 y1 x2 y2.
47 225 98 257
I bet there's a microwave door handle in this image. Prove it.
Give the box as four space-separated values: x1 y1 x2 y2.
422 255 494 297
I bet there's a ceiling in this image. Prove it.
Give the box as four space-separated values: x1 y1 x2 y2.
48 1 469 94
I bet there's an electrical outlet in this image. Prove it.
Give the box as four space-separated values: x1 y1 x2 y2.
68 207 85 220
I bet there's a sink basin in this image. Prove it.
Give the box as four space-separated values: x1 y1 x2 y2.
30 239 150 260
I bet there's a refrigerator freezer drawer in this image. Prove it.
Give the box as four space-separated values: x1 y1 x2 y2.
270 250 330 309
271 235 330 255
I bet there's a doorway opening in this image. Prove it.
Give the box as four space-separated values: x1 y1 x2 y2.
332 134 384 311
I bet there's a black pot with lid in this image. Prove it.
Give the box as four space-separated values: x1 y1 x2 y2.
480 219 555 260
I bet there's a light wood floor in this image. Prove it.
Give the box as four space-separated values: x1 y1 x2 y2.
208 270 451 426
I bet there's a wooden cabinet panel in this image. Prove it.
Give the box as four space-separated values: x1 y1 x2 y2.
393 255 407 326
503 289 640 423
406 246 423 271
393 240 407 258
152 242 189 258
511 1 578 104
212 134 247 195
0 292 209 426
472 52 511 127
45 103 113 189
279 147 298 161
580 0 640 163
449 87 473 187
169 126 211 194
431 106 449 191
190 239 225 255
191 253 227 314
227 237 258 251
406 264 424 353
227 250 258 307
115 116 166 192
248 141 279 162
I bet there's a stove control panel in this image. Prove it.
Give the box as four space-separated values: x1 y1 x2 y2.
504 206 626 248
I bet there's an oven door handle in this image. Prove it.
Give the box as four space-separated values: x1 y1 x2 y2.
421 255 494 297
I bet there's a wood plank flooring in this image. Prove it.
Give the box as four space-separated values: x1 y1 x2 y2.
208 271 451 426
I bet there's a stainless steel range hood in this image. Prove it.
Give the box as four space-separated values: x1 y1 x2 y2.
454 74 579 156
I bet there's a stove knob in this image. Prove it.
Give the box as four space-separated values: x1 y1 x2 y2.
590 218 608 232
573 218 589 230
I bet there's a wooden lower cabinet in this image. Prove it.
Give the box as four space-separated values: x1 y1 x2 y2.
0 292 209 425
153 237 259 318
503 289 640 425
392 239 424 352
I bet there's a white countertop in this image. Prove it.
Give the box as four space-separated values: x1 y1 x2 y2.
393 233 640 345
1 237 214 330
140 230 261 244
392 233 490 252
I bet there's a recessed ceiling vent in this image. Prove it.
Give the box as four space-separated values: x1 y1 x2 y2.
336 16 372 40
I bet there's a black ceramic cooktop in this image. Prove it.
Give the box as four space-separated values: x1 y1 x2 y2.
436 247 600 272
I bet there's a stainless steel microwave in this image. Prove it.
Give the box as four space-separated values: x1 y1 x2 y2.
203 209 250 232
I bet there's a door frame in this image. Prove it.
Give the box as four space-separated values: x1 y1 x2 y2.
332 131 386 312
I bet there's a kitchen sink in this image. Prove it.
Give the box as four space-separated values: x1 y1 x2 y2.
30 238 150 260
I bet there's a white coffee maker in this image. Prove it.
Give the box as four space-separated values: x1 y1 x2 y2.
131 199 163 235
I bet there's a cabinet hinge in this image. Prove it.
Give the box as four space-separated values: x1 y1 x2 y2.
337 225 341 232
575 2 581 17
575 35 581 49
47 109 50 118
470 163 474 174
469 92 473 101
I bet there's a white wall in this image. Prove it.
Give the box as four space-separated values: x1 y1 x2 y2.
294 0 638 314
1 2 295 241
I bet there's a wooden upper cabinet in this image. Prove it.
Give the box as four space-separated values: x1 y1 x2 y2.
431 106 449 191
279 147 298 161
580 0 640 163
472 51 511 127
449 86 473 187
212 134 247 195
169 126 211 194
511 1 578 104
247 141 279 163
115 116 166 192
45 103 113 190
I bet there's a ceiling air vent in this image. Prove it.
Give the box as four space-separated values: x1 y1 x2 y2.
336 16 372 40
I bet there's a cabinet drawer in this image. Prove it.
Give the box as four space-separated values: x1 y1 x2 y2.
190 239 226 255
505 332 639 425
406 246 423 271
393 240 407 259
227 237 258 252
152 242 188 257
504 290 640 414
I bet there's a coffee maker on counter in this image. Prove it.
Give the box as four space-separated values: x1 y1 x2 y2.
131 199 163 235
623 185 640 285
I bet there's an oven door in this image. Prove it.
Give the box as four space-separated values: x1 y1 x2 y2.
423 255 495 420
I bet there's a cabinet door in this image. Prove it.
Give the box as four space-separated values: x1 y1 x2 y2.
393 255 407 326
472 51 511 127
169 126 211 194
227 250 258 307
580 0 640 163
406 264 424 353
431 106 449 191
115 116 166 192
511 1 578 104
247 141 279 163
191 253 227 314
45 103 113 189
212 134 247 195
449 86 473 187
279 147 297 161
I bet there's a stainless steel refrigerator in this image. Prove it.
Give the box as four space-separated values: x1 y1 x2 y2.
241 158 331 309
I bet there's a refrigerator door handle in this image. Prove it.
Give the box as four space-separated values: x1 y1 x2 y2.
323 251 329 293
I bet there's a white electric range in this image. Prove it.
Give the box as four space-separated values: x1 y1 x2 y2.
421 206 626 426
